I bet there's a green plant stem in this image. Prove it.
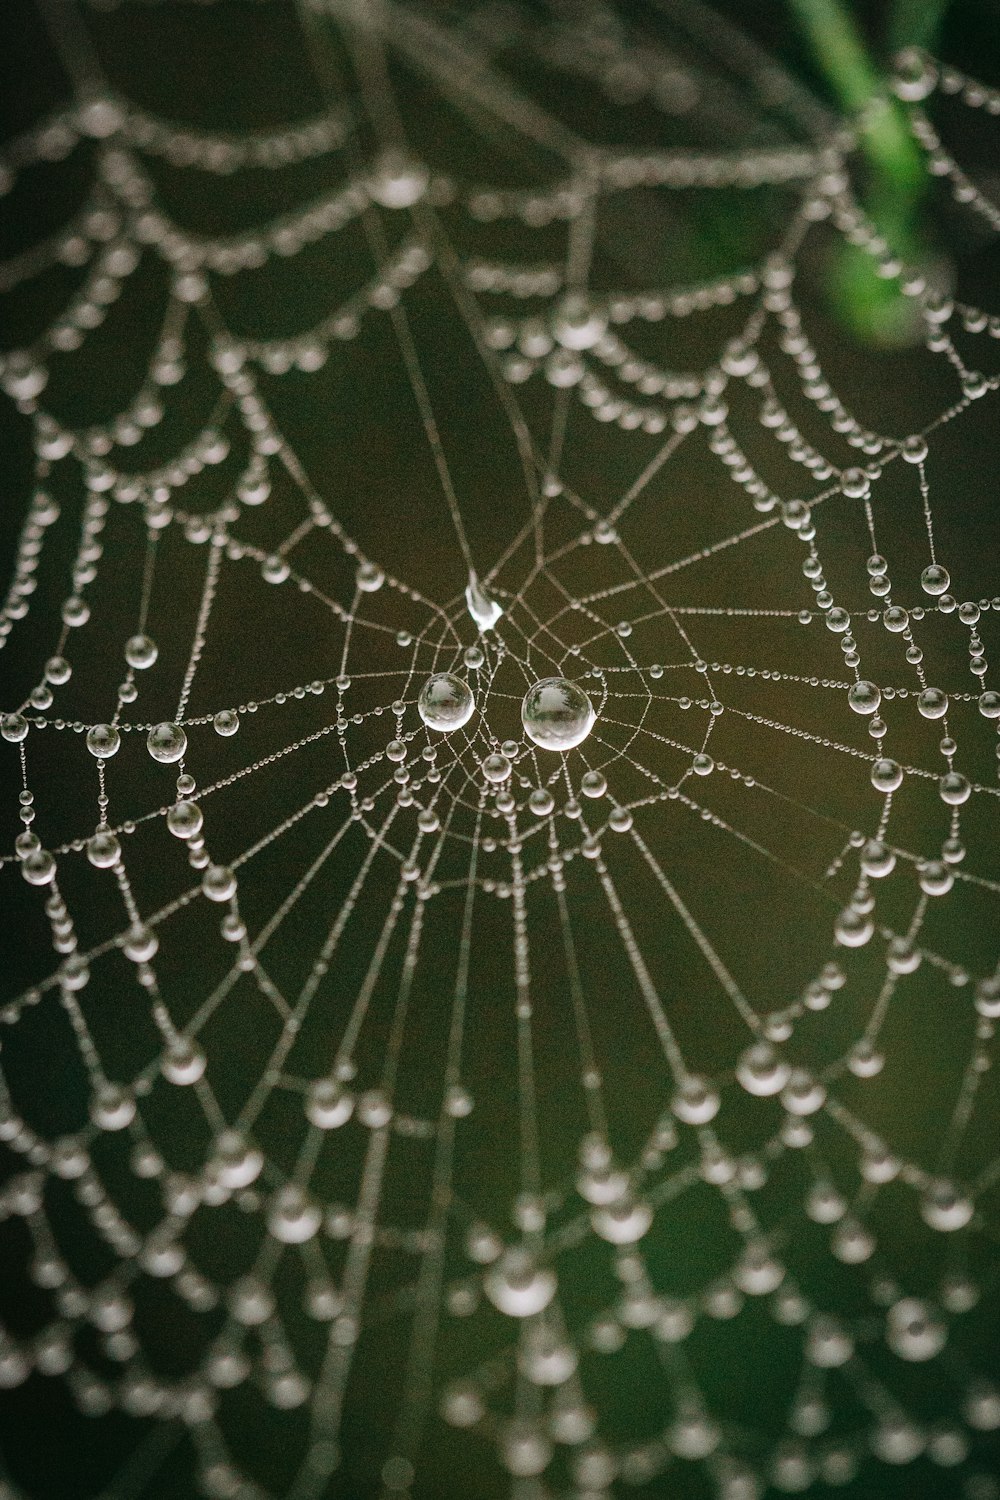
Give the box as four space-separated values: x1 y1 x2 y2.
790 0 922 185
789 0 948 342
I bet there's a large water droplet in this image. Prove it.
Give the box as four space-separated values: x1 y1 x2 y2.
368 150 428 209
737 1043 790 1096
86 723 120 758
521 678 595 751
418 673 474 732
147 722 187 763
847 681 880 715
465 571 502 631
484 1249 556 1317
551 294 606 351
592 1196 652 1244
921 1179 973 1231
886 1298 946 1361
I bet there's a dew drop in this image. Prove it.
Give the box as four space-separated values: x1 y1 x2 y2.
268 1186 321 1243
482 753 510 784
147 722 187 763
871 757 903 792
124 634 158 670
167 800 203 839
87 831 121 868
551 293 606 351
1 714 29 743
736 1043 790 1096
592 1196 652 1244
521 678 595 751
918 687 948 719
418 674 474 732
484 1249 556 1317
886 1298 946 1361
161 1040 206 1086
368 151 429 209
306 1079 354 1129
671 1076 720 1125
465 571 502 630
847 680 880 715
921 564 950 596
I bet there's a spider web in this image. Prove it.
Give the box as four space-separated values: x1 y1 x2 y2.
1 3 1000 1498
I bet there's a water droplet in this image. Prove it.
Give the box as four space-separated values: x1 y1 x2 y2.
737 1043 790 1096
734 1244 785 1294
835 907 874 947
21 849 56 886
939 771 970 805
465 571 502 630
848 680 880 715
886 1298 946 1361
202 865 237 902
922 1179 973 1231
781 1070 826 1115
91 1084 135 1131
167 800 203 839
517 1325 577 1385
482 753 510 784
499 1419 553 1478
124 925 158 962
86 723 121 759
921 564 950 596
871 757 903 792
484 1249 556 1317
87 831 121 868
306 1079 354 1128
161 1039 206 1085
671 1076 720 1125
861 839 895 877
214 1132 263 1189
918 687 948 719
841 466 869 498
592 1196 652 1244
213 709 239 736
521 678 595 751
368 151 428 209
268 1186 321 1243
1 714 28 743
147 722 187 763
357 1088 392 1128
124 634 158 670
228 1276 274 1325
418 674 474 732
919 859 953 896
551 293 606 351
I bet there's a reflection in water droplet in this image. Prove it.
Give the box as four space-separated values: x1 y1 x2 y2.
418 673 475 732
521 677 595 750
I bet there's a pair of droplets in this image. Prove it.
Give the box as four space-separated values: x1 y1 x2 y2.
417 673 595 752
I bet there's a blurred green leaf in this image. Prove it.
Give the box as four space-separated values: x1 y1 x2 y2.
789 0 949 343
